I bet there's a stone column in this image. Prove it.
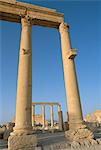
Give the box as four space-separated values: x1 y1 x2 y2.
32 105 35 127
59 22 94 143
14 16 33 134
59 22 83 130
42 105 45 128
58 105 61 112
50 105 54 128
58 105 63 131
8 16 37 150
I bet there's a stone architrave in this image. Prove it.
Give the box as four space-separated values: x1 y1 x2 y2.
8 16 37 150
59 22 94 143
0 0 15 3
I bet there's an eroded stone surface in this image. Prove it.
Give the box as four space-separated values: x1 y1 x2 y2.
85 110 101 123
8 134 37 150
64 124 101 148
65 126 94 142
3 123 14 140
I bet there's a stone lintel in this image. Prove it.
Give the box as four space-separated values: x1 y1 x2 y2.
32 102 60 106
0 0 64 28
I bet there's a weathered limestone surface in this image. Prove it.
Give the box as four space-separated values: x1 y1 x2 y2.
65 125 94 142
85 110 101 123
3 129 12 140
0 123 15 141
8 134 37 150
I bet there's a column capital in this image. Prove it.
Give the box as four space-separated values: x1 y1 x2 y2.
21 15 32 27
59 22 69 34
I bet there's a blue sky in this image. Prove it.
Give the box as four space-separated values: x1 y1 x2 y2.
0 0 101 124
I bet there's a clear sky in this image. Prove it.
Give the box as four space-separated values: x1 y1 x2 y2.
0 0 101 124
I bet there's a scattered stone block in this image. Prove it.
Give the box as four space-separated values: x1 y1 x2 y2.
3 129 12 140
8 134 37 150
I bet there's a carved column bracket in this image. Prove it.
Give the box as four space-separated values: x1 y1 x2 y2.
67 49 77 59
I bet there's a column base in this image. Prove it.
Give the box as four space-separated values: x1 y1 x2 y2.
8 134 38 150
65 124 94 141
69 120 84 130
65 124 99 147
12 126 35 136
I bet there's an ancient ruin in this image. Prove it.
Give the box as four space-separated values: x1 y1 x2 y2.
0 0 101 150
32 102 63 131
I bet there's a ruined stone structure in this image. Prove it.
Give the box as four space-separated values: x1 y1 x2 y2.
32 102 63 131
85 110 101 124
0 0 96 149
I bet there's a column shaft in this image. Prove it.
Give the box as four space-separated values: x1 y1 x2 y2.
32 105 35 127
58 110 64 131
14 17 32 133
58 105 61 112
50 105 54 128
59 22 83 129
42 105 45 128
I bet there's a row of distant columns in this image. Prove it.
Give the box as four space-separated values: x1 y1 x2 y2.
14 16 84 135
32 104 63 130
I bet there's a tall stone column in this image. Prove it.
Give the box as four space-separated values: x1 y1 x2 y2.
59 22 83 129
14 16 33 134
58 105 63 131
32 105 35 127
50 105 54 128
59 22 94 143
8 16 37 150
42 105 45 128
